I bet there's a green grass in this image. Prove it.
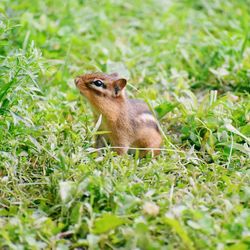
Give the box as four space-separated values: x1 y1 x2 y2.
0 0 250 249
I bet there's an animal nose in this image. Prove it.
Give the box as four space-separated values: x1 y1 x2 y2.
74 76 81 86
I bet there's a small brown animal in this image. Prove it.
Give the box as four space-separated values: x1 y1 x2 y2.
75 72 162 157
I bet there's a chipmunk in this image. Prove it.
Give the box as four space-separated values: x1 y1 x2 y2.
75 72 162 157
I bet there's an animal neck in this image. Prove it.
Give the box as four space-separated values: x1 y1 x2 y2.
92 97 128 124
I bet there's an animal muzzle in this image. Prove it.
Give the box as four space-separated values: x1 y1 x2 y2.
74 76 81 86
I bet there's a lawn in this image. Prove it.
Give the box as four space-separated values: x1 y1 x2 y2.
0 0 250 249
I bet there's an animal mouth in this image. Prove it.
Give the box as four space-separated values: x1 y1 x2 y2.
78 83 91 96
75 78 89 92
74 77 81 86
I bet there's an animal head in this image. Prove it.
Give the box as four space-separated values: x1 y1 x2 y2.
75 72 127 100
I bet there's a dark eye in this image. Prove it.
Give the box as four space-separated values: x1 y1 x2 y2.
93 80 103 87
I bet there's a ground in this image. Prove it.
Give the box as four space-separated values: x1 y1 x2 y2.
0 0 250 249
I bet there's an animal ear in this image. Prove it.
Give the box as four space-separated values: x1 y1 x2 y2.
113 78 127 97
110 72 119 77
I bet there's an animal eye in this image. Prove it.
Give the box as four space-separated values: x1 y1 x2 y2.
93 80 103 87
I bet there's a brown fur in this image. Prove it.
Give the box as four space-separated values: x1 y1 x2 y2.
75 72 162 157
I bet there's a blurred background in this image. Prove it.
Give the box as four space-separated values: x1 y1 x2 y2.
1 0 250 92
